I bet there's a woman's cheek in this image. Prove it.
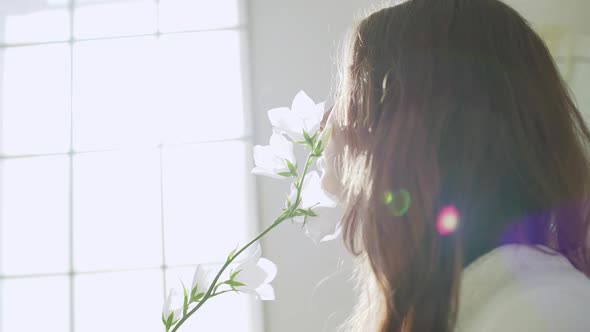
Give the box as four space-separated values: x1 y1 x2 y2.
319 112 346 200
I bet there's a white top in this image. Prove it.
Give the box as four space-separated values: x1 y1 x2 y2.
456 244 590 332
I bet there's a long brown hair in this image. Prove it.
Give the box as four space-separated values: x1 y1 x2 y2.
334 0 590 331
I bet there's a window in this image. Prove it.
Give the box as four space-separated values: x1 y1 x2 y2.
0 1 259 331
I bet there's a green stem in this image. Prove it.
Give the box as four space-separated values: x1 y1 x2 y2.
170 141 318 332
294 154 315 208
170 211 290 332
209 290 233 299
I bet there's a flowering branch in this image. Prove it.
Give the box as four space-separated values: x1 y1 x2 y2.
162 91 339 332
169 214 286 331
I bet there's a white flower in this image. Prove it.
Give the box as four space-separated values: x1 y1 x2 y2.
289 171 343 243
162 289 183 325
191 265 211 298
293 171 338 210
268 91 326 142
252 131 296 179
231 243 277 300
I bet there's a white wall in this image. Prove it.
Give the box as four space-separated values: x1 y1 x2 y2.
506 0 590 34
247 1 589 331
247 1 377 331
505 0 590 118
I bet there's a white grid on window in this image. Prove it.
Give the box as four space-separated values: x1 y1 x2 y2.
0 1 258 331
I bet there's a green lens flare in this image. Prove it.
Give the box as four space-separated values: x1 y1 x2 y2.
384 189 411 217
384 191 394 205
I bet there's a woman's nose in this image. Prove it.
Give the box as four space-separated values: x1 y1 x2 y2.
320 104 334 132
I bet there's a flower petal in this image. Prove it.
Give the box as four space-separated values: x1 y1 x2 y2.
253 145 283 170
257 258 277 284
291 215 305 225
236 243 262 272
162 292 171 317
251 142 290 179
269 131 295 163
268 107 304 141
191 265 211 294
291 91 317 114
300 171 338 209
172 308 182 323
301 101 325 134
316 101 326 114
251 167 285 179
255 283 276 301
235 263 268 291
234 258 277 296
303 205 344 243
162 289 181 320
267 107 290 127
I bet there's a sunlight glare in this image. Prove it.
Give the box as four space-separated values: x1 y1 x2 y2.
437 205 460 235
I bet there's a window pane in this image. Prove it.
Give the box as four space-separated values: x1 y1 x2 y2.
159 0 242 32
159 31 246 144
73 37 160 151
75 270 162 332
163 141 252 266
0 44 71 155
73 150 162 271
166 266 256 331
0 156 69 275
1 276 70 332
74 0 157 39
0 1 69 44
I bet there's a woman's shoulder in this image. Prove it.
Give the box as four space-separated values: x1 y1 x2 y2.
456 244 590 332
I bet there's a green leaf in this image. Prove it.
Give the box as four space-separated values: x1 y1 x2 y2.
278 171 293 177
294 208 318 217
290 210 306 217
166 313 175 330
230 269 242 280
303 130 312 143
190 285 197 300
313 139 325 156
311 131 319 142
181 282 189 316
192 292 205 302
228 246 238 261
286 195 293 209
313 139 322 151
225 280 246 287
286 159 297 175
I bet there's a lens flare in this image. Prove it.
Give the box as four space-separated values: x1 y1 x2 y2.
437 205 460 235
383 189 411 217
384 191 394 205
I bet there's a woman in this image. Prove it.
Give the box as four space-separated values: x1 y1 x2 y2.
319 0 590 331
